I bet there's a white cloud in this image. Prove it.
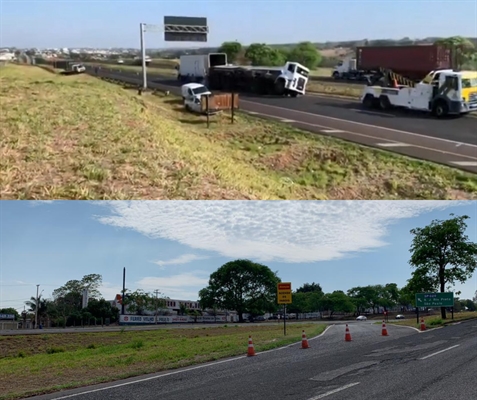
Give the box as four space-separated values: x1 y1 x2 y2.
136 271 210 300
152 254 209 269
95 201 469 264
28 200 54 207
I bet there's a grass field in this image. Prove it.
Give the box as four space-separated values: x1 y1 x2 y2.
85 60 363 98
2 64 477 200
386 311 477 329
0 323 325 399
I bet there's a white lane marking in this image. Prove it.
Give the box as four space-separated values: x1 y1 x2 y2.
308 382 361 400
241 110 477 161
280 119 296 123
450 161 477 167
376 142 413 147
419 344 460 360
239 100 477 149
50 325 335 399
321 129 346 133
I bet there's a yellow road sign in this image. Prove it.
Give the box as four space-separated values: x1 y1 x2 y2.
277 282 292 304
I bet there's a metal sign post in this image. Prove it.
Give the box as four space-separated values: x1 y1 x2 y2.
139 17 209 91
277 282 292 336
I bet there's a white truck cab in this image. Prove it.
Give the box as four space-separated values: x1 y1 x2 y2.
181 83 212 113
332 57 357 78
280 62 310 95
71 64 86 73
361 69 477 117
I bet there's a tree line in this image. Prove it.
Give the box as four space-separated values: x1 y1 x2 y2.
198 214 477 321
6 214 475 327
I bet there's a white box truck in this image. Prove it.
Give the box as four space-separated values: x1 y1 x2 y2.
177 53 228 83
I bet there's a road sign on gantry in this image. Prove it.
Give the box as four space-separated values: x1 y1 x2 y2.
164 16 208 42
415 292 454 308
277 282 292 304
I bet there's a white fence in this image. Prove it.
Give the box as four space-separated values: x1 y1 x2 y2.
119 315 229 324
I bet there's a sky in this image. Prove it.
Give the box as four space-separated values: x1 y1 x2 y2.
1 200 476 313
0 0 476 49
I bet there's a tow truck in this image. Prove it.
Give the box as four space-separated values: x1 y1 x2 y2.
361 68 477 117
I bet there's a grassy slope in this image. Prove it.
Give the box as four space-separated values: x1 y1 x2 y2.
0 323 325 399
1 65 476 200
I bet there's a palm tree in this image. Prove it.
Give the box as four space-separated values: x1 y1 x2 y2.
25 295 48 326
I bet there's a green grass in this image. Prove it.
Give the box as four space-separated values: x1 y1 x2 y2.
0 323 325 400
385 311 477 329
2 64 477 200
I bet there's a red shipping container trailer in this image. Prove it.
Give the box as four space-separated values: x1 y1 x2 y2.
356 45 454 81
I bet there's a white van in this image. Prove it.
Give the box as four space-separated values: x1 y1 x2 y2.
181 83 212 113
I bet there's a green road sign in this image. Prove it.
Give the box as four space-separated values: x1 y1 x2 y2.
415 292 454 308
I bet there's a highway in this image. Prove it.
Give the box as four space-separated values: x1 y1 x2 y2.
85 65 477 174
29 319 477 400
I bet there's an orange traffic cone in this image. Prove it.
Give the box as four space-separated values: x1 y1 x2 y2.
345 324 352 341
381 320 389 336
420 318 426 331
247 335 256 356
301 330 310 349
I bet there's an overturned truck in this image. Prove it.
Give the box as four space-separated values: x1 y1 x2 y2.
179 53 310 97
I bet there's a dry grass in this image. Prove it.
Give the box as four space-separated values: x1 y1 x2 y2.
2 64 477 200
0 323 325 399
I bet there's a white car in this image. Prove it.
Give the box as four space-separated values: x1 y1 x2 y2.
395 314 405 320
181 83 211 113
356 315 367 321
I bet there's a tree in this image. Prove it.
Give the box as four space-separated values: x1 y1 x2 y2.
25 295 49 326
409 214 477 319
347 285 379 313
319 291 354 318
245 43 286 66
198 259 280 323
0 308 20 320
434 36 475 69
218 41 242 63
288 41 322 69
86 298 119 323
122 289 165 316
296 282 323 295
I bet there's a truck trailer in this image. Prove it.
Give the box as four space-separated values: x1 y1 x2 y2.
178 53 310 97
332 44 455 82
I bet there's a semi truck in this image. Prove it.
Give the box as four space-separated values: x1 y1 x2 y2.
178 53 310 97
332 44 455 82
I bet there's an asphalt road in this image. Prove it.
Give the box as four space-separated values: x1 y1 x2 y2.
85 65 477 174
28 319 477 400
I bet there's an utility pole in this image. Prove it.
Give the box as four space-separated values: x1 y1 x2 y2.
139 23 147 90
153 290 160 324
35 284 39 329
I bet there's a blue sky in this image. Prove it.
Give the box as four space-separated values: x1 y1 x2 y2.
1 201 476 313
1 0 475 48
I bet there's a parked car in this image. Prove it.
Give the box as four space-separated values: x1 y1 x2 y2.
255 316 265 321
356 315 367 321
395 314 405 319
